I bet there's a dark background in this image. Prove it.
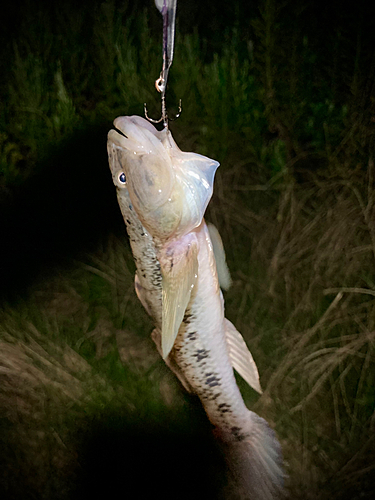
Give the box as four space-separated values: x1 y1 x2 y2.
0 2 375 499
1 0 375 300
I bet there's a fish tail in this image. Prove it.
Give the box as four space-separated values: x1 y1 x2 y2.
220 412 285 500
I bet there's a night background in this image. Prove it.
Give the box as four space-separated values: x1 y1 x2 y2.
1 0 375 498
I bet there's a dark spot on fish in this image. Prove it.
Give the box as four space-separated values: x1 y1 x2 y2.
126 219 131 225
211 392 221 401
231 427 245 441
218 403 231 414
187 331 197 341
151 275 162 288
165 248 175 271
194 349 209 362
142 273 146 278
206 375 220 388
144 171 154 187
183 311 193 324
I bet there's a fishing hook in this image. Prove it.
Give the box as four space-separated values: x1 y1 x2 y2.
144 0 181 129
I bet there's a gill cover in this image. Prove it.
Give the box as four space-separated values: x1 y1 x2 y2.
107 116 219 241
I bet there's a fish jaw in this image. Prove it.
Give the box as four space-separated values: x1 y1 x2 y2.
107 116 219 242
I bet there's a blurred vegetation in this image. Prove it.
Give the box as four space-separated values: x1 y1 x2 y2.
1 0 375 499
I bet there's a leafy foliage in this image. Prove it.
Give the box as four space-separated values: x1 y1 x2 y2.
1 0 375 499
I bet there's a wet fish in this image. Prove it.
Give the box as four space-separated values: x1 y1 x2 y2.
107 116 284 499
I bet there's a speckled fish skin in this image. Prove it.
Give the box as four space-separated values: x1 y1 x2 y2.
107 116 284 499
172 221 249 430
113 182 162 327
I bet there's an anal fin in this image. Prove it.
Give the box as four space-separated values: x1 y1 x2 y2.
207 222 232 291
224 318 262 394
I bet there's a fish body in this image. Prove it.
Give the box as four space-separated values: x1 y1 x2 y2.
108 116 284 499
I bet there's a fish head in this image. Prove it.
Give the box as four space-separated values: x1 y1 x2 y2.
107 116 219 241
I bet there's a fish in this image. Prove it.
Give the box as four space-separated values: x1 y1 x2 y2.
107 115 284 499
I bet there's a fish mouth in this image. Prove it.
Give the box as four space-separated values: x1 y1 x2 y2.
113 125 127 139
113 115 159 141
109 115 166 156
109 116 141 148
110 117 134 143
107 127 128 149
107 116 149 151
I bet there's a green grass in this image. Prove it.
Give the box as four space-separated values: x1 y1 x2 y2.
1 0 375 499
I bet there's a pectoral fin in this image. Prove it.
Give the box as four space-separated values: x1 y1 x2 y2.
207 223 232 291
159 236 199 359
225 318 262 394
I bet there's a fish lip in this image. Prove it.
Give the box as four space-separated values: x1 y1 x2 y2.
107 128 128 149
113 116 133 138
113 115 160 140
113 115 178 151
110 116 173 159
113 125 127 139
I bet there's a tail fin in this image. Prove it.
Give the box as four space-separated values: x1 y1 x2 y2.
220 412 285 500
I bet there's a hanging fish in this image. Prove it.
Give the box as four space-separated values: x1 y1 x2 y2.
107 115 284 499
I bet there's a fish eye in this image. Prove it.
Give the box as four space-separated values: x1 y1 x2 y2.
118 172 126 184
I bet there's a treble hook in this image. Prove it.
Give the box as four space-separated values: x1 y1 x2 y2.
144 0 181 129
144 77 182 128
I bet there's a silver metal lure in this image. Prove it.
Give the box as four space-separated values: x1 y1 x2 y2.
144 0 181 128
